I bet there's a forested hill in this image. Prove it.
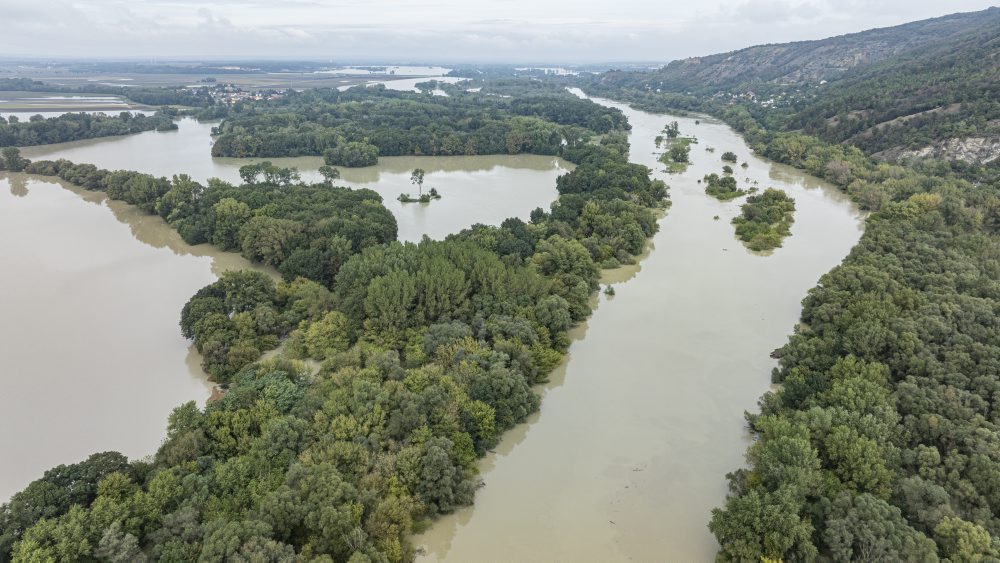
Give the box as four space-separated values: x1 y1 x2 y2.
587 7 1000 174
778 17 1000 162
598 7 1000 95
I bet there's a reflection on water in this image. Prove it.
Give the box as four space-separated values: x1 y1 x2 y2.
414 93 865 562
0 172 265 501
21 118 571 242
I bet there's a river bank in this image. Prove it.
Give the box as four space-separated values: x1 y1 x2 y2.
414 93 864 561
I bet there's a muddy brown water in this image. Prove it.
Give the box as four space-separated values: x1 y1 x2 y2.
19 119 570 242
413 91 864 561
2 118 569 500
0 172 265 500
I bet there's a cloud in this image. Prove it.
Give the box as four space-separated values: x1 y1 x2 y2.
732 0 823 24
0 0 995 62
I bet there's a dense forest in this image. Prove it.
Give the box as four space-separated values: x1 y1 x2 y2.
0 111 178 147
209 83 628 163
581 12 1000 560
0 84 668 559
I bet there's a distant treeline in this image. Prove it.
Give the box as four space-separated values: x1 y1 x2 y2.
0 111 178 147
208 82 629 163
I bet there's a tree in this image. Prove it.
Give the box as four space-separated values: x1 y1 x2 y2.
709 486 817 561
410 168 425 196
324 141 379 167
1 147 28 172
239 216 303 267
668 143 690 163
319 165 341 183
824 492 937 562
933 516 999 561
212 198 253 250
302 311 351 359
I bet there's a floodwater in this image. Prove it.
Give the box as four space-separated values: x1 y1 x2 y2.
2 109 568 500
20 118 570 242
0 172 265 501
414 92 865 561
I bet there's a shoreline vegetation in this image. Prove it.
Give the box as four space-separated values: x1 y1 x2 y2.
583 32 1000 558
731 188 795 251
0 82 670 561
0 110 180 148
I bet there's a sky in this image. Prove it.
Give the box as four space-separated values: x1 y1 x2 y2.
2 0 997 63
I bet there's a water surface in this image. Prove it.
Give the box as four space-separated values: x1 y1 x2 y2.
20 119 569 242
2 109 569 500
0 172 262 501
415 93 865 561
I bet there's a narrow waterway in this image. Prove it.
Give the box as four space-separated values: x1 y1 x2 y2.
414 94 865 560
19 118 569 242
0 172 267 501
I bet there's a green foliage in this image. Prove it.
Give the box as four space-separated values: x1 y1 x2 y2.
658 137 693 173
18 157 398 286
180 270 281 381
0 147 28 172
4 77 669 563
209 83 627 159
318 164 341 182
731 188 795 251
703 173 746 201
582 13 1000 558
0 111 178 148
0 78 212 107
324 141 380 167
703 97 1000 563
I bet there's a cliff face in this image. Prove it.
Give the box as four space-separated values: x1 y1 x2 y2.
875 137 1000 166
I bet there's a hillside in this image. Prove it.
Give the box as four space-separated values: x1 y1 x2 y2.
783 19 1000 162
606 8 1000 94
588 7 1000 171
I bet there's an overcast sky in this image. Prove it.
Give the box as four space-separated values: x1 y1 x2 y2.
2 0 997 63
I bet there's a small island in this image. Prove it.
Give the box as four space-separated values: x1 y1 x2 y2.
703 172 747 201
731 188 796 251
398 168 442 203
656 121 695 173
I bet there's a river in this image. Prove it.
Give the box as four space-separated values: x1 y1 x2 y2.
413 93 865 560
0 172 263 501
1 114 569 501
19 118 569 242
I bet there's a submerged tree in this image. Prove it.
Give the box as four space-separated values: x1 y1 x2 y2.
318 165 341 184
411 168 426 196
